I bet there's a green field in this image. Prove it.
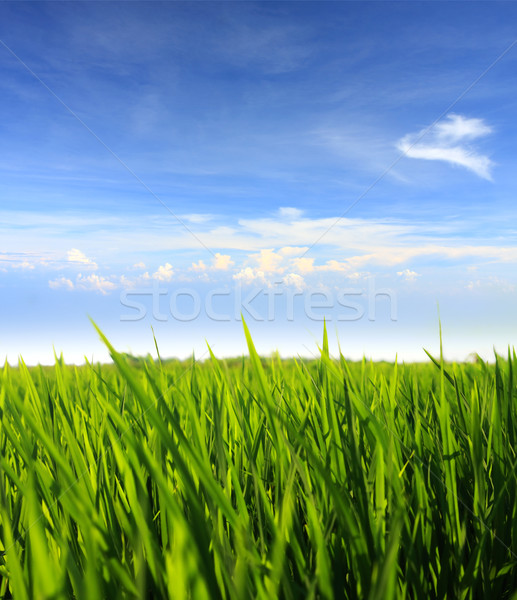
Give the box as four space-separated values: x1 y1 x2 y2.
0 322 516 599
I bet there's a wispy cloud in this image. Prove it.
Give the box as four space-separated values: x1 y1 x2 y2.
466 276 515 293
397 114 494 180
181 213 214 224
278 207 304 219
12 261 35 270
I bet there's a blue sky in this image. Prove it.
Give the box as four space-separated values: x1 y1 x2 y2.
1 1 517 364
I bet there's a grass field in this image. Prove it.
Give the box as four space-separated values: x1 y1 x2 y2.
0 322 516 599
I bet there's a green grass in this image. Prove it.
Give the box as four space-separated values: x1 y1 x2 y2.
1 321 517 599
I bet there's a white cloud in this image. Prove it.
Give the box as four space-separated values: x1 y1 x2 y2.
434 114 492 142
120 272 151 288
49 277 74 290
397 114 493 180
6 204 517 294
246 247 310 276
232 266 305 290
190 253 234 273
250 249 286 273
319 260 351 272
153 263 174 281
233 267 266 285
76 274 116 294
68 248 98 269
291 256 315 273
191 259 207 272
397 268 421 281
213 253 234 270
346 271 368 281
132 261 146 269
282 273 306 290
